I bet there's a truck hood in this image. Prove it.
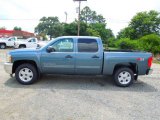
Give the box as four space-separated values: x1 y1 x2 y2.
9 48 40 54
0 39 7 42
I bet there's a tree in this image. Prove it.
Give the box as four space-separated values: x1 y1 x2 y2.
0 26 6 30
80 6 106 24
14 26 22 31
63 21 88 36
88 23 114 44
139 34 160 55
35 16 64 38
117 10 160 39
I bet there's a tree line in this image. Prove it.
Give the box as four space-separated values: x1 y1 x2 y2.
35 6 160 55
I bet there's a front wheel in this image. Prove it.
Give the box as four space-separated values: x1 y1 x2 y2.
15 64 38 85
114 67 134 87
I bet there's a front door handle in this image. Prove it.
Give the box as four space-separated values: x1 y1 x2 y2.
65 55 73 58
92 55 99 58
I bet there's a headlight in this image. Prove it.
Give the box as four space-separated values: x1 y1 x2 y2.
6 54 12 63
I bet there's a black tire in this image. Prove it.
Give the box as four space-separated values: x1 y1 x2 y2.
15 63 38 85
0 43 6 49
19 45 26 48
114 67 134 87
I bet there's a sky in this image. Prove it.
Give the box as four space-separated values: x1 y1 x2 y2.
0 0 160 36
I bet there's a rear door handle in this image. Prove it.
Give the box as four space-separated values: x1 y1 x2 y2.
92 55 99 58
65 55 73 58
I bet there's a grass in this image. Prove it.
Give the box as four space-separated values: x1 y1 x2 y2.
153 59 160 64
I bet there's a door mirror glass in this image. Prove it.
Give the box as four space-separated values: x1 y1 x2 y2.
46 46 55 53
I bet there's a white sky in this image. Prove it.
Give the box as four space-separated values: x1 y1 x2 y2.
0 0 160 35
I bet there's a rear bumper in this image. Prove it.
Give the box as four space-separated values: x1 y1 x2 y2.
146 69 153 75
4 62 13 74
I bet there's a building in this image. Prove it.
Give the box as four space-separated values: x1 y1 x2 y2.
0 29 35 38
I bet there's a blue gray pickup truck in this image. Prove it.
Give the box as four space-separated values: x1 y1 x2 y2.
4 36 153 87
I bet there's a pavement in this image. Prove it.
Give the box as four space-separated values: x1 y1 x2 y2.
0 49 160 120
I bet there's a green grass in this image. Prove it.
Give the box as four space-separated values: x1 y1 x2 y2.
153 59 160 64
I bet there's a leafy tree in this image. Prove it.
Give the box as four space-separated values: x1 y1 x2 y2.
0 26 6 30
115 38 138 49
117 10 160 39
80 6 106 24
35 16 63 38
88 23 114 44
63 21 88 36
14 26 22 31
139 34 160 55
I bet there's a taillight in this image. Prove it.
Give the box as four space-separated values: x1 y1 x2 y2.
148 56 153 68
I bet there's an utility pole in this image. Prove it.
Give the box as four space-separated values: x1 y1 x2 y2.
73 0 87 36
64 12 68 23
77 1 81 36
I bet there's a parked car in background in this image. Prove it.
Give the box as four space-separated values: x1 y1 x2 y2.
14 37 38 48
0 37 17 49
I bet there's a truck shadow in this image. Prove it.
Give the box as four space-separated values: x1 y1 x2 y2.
5 75 157 92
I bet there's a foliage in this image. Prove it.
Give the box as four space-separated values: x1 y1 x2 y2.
138 34 160 55
108 37 116 47
88 23 114 44
13 26 22 31
35 17 64 38
117 10 160 39
0 26 6 30
115 38 139 50
80 6 106 24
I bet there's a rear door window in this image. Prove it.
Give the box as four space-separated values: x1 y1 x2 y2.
78 38 98 52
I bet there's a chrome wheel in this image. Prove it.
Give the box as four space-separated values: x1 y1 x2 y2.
118 71 131 85
19 68 33 82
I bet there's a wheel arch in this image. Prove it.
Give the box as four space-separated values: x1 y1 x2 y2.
13 60 40 75
113 62 138 75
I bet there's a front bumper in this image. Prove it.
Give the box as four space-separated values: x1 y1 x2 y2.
146 69 153 75
4 62 13 74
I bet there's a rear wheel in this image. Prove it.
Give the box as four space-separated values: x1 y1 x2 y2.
0 44 6 49
114 67 134 87
15 64 38 85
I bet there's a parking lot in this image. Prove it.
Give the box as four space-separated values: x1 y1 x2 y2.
0 49 160 120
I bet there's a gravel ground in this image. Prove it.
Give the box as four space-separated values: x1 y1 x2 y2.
0 49 160 120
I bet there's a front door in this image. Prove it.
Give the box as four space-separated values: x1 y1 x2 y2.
40 38 75 74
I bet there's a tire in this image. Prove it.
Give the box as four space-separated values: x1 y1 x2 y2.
114 67 134 87
15 63 38 85
19 45 26 48
0 44 6 49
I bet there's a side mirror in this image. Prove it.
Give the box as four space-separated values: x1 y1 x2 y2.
46 46 55 53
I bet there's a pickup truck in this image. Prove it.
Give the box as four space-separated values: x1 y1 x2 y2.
4 36 153 87
14 37 38 48
0 37 17 49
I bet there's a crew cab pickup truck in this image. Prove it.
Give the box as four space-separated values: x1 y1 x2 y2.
4 36 153 87
14 37 38 48
0 37 17 49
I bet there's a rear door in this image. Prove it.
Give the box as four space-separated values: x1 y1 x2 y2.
75 38 103 74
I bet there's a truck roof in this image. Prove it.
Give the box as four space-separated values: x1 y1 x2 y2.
57 36 100 39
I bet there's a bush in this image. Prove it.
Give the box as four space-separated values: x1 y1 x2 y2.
138 34 160 55
115 38 139 50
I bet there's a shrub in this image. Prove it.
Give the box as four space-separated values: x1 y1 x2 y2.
115 38 139 50
138 34 160 55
